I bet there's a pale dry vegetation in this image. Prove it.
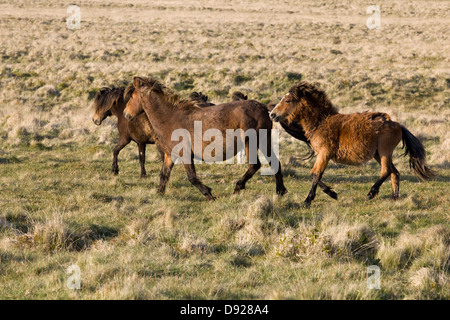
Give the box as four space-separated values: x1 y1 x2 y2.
0 0 449 299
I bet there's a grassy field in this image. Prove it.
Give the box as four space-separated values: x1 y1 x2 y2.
0 0 449 299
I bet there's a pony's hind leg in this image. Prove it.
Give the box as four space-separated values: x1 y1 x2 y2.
257 132 287 196
234 159 261 194
234 141 262 194
158 152 174 194
367 152 391 200
138 143 147 178
369 127 402 200
183 161 215 201
390 164 400 200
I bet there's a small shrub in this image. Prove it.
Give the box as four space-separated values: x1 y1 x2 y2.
232 74 252 85
286 72 303 82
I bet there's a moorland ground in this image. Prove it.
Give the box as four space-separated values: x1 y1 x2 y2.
0 0 449 299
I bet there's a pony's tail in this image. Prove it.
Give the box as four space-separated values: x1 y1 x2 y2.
401 125 437 181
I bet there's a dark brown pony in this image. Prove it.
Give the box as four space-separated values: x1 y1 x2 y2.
270 81 436 206
92 86 157 177
123 77 287 200
232 91 312 158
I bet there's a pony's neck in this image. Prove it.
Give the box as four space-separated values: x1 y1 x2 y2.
142 92 174 134
299 107 338 140
110 101 126 118
146 93 168 116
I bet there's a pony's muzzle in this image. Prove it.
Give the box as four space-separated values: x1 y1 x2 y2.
270 112 281 122
123 112 134 122
92 117 101 126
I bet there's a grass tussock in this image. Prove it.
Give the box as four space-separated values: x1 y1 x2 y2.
234 196 274 256
377 225 450 272
16 216 93 252
274 225 330 261
326 223 378 262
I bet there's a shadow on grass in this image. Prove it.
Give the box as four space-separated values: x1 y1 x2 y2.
288 171 449 184
0 157 21 164
90 192 124 204
89 224 119 239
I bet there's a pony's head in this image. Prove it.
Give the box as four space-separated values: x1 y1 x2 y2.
270 81 336 124
231 91 248 101
123 77 157 121
189 91 215 107
189 91 208 103
269 91 297 123
91 87 124 125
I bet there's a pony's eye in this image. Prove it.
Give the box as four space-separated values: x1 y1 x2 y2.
285 100 291 103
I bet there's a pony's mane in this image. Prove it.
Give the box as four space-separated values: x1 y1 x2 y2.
126 77 201 110
289 81 338 114
93 86 125 111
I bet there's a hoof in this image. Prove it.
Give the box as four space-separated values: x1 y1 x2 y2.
140 173 147 178
367 188 379 200
206 194 216 201
301 201 311 208
233 183 245 194
329 191 338 200
277 187 288 196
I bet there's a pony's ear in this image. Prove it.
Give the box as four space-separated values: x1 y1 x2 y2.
133 77 144 88
199 92 208 102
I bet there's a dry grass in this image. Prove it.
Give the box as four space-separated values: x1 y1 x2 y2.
0 0 449 299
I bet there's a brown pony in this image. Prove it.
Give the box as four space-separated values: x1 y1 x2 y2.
92 88 216 177
123 77 287 200
270 81 436 206
92 86 157 177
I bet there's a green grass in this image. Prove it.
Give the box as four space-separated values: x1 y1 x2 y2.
0 142 448 299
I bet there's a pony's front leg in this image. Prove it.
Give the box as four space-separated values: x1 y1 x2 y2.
158 152 174 194
303 153 329 207
183 162 215 201
112 137 131 175
138 143 147 178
